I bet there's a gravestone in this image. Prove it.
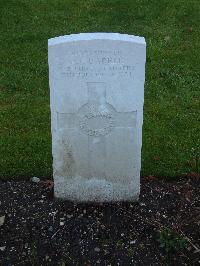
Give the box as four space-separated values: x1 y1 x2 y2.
48 33 146 202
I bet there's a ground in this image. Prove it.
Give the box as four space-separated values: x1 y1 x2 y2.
0 176 199 265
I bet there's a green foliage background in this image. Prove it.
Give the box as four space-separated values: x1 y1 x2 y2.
0 0 199 179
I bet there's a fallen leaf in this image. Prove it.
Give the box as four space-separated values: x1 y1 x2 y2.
164 36 170 41
41 180 54 190
145 175 156 181
188 27 193 32
184 190 193 202
189 172 200 181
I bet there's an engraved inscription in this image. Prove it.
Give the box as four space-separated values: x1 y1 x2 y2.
79 104 115 137
62 65 135 79
55 49 135 79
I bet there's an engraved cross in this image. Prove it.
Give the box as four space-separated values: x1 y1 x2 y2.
57 82 136 178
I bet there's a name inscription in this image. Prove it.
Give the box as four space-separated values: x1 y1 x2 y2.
56 50 135 79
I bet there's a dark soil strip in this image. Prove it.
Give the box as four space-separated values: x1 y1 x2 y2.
0 177 199 265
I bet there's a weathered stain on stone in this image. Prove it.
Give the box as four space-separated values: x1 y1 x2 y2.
53 132 75 177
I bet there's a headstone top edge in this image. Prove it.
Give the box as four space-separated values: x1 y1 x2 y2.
48 32 146 47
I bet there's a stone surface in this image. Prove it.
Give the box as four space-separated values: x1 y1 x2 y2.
48 33 146 202
30 176 40 183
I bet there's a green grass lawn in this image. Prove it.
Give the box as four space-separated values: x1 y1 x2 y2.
0 0 199 179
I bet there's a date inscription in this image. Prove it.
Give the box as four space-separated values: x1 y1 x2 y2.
57 50 135 79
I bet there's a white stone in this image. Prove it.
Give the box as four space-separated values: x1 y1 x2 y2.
0 215 5 227
30 176 40 183
0 246 6 251
48 33 146 202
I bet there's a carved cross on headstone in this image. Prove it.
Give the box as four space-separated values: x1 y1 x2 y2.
57 82 136 178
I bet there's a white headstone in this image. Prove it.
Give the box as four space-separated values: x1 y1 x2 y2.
48 33 146 202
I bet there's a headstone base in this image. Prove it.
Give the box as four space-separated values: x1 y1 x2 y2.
54 176 140 202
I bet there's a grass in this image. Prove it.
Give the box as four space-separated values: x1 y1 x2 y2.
157 228 187 253
0 0 199 179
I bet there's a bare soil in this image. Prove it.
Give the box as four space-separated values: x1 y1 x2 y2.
0 176 199 265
